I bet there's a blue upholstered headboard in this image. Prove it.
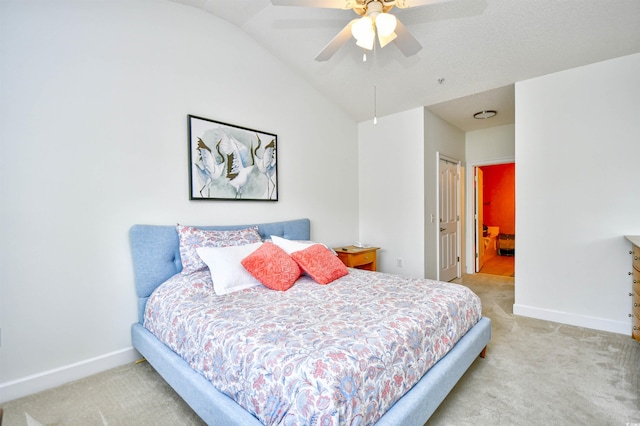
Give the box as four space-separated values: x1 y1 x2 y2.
129 218 311 323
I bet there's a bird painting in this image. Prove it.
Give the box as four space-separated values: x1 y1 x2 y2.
252 133 277 200
219 133 255 199
193 138 224 197
189 115 277 201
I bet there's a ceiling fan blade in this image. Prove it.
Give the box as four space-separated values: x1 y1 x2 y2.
271 0 355 9
315 19 358 61
394 0 454 8
393 19 422 57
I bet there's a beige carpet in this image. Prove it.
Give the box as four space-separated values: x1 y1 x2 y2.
432 274 639 425
3 273 639 425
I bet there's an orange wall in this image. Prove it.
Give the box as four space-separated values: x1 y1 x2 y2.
481 163 515 234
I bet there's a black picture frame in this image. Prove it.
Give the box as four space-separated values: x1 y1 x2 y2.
188 115 278 201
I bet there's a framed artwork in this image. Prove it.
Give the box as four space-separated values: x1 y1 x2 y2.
188 115 278 201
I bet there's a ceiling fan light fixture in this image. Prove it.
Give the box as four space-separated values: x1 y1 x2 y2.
355 33 375 50
378 30 397 48
352 16 375 50
281 0 424 62
352 16 373 40
375 13 397 37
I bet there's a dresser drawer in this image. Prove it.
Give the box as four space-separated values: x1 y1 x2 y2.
633 283 640 334
626 238 640 341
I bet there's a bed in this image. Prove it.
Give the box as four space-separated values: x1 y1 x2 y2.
130 218 491 425
498 233 515 256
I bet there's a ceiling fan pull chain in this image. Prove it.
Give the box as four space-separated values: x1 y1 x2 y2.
373 85 378 124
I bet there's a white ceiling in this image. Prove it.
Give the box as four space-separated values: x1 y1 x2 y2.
169 0 640 131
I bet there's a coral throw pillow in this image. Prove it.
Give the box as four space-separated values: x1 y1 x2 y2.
291 244 348 285
242 242 301 291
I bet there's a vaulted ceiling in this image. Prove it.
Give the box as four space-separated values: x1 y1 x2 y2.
169 0 640 131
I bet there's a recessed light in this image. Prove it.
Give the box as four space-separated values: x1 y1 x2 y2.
473 110 497 119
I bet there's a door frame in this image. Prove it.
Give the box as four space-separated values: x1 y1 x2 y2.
436 152 462 281
475 166 485 272
464 156 515 274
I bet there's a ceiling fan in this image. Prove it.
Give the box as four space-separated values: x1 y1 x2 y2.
271 0 450 61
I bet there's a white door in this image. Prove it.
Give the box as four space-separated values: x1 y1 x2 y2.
475 167 485 272
438 158 460 282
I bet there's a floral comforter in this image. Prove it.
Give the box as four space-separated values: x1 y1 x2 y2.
144 268 482 425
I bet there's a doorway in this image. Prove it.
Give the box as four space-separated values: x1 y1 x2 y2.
473 162 515 277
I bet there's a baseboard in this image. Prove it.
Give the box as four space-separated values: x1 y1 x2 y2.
513 304 630 336
0 347 140 404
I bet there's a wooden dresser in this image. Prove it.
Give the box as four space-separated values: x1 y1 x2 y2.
334 246 380 271
625 235 640 341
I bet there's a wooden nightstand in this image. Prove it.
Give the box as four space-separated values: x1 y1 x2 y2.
334 246 380 271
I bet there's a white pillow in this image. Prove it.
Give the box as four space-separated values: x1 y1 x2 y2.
270 235 338 256
197 242 263 295
270 235 313 254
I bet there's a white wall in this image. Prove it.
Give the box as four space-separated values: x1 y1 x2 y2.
464 125 515 273
514 53 640 335
358 108 466 281
0 0 358 401
466 125 515 164
423 109 465 280
358 108 424 278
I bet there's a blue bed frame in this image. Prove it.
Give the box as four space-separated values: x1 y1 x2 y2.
129 218 491 425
